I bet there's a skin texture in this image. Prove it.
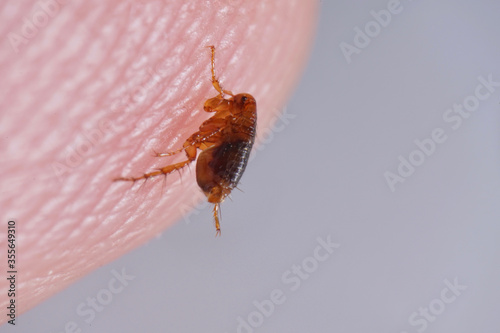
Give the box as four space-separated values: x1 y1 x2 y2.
0 0 318 321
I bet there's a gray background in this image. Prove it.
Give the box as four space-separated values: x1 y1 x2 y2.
10 1 500 332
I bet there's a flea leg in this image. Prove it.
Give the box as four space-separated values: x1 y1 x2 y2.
213 203 221 237
206 45 233 97
152 147 185 157
114 145 197 182
153 121 224 157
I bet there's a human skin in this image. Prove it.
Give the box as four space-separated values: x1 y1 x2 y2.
0 0 318 322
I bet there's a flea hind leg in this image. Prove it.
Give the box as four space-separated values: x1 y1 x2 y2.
114 145 198 183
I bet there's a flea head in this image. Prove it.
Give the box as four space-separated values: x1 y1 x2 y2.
232 93 256 114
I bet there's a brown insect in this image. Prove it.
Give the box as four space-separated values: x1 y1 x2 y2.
115 46 257 236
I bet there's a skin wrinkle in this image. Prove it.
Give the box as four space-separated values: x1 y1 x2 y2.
55 9 147 230
0 0 317 322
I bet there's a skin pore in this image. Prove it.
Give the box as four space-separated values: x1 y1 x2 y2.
0 0 318 320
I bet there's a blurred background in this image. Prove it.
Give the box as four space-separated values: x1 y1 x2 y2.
8 0 500 332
